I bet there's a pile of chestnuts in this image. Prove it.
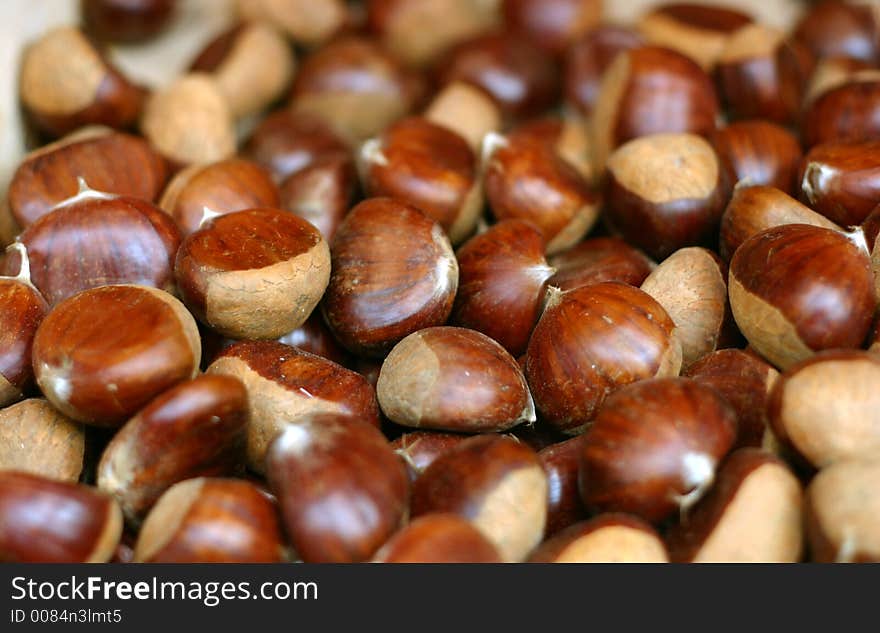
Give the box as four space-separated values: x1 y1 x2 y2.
2 0 880 564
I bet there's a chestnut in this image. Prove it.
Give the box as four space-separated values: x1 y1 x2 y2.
508 115 594 182
266 414 410 563
666 448 803 562
19 26 144 138
81 0 176 43
206 340 380 473
710 121 803 194
803 55 875 106
0 471 121 562
604 132 727 261
276 311 350 366
32 284 201 426
579 377 738 524
391 431 472 482
768 350 880 469
793 0 880 63
360 117 482 244
802 75 880 148
424 81 502 152
190 22 295 118
538 436 588 536
410 434 548 562
373 514 502 563
279 155 355 243
0 398 85 482
97 375 248 524
452 219 554 357
8 127 168 229
528 514 669 563
862 204 880 298
799 140 880 226
805 456 880 562
547 237 654 292
526 281 682 434
322 197 459 358
728 224 875 370
236 0 349 48
590 45 720 171
377 326 534 432
502 0 602 55
134 477 285 562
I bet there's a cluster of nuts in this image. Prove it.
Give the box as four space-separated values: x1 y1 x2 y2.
2 0 880 564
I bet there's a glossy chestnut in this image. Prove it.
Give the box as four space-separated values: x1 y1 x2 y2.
279 154 356 243
547 237 654 292
710 121 803 194
82 0 176 43
538 436 588 536
502 0 602 55
565 25 643 116
391 431 473 482
799 139 880 226
424 81 502 152
793 0 880 63
802 75 880 148
373 513 502 563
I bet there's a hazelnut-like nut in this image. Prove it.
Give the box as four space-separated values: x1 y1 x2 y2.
710 121 803 194
799 139 880 226
390 430 472 482
373 513 502 563
528 514 669 563
279 155 355 243
423 81 502 152
538 436 588 536
502 0 602 55
236 0 349 48
547 237 654 292
32 284 201 426
793 0 880 63
565 25 643 116
81 0 176 43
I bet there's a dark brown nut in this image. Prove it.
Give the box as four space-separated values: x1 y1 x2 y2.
637 2 752 70
276 312 350 366
805 456 880 562
236 0 349 48
3 183 181 307
768 350 880 469
424 81 503 152
804 55 875 106
484 129 600 255
666 448 803 562
410 434 548 562
565 25 644 116
538 436 588 536
0 398 85 482
267 414 410 563
8 127 168 229
97 375 248 523
374 513 502 562
360 117 481 244
729 224 875 370
684 349 780 449
32 285 201 426
528 514 669 562
290 36 423 144
862 204 880 298
640 247 728 367
377 326 534 432
452 219 554 357
802 75 880 148
82 0 176 43
507 115 594 181
19 26 144 138
141 73 236 168
174 208 330 340
134 477 285 562
710 121 803 194
590 45 720 172
279 154 355 243
390 431 472 482
0 471 121 562
322 198 459 358
190 22 295 118
793 0 880 63
206 341 380 473
547 237 654 292
603 133 727 260
434 32 558 122
719 185 840 261
159 159 280 236
526 282 682 434
579 377 738 524
799 140 880 226
502 0 602 55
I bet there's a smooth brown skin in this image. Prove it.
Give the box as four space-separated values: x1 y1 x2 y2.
363 117 477 238
280 154 355 243
391 431 472 482
539 436 588 536
0 398 85 481
580 377 738 525
548 237 654 292
4 193 181 307
0 278 48 401
528 513 667 562
97 375 248 523
502 0 602 55
729 224 875 367
32 285 200 426
526 282 681 434
565 25 644 115
434 32 558 121
267 414 410 563
159 159 280 235
0 471 120 562
508 116 592 179
802 79 880 148
711 121 803 194
799 140 880 226
135 478 285 562
793 0 880 63
666 448 802 562
377 326 533 432
374 514 501 563
243 109 351 183
82 0 176 42
322 197 459 358
685 349 778 449
276 311 350 366
452 219 553 357
8 129 168 228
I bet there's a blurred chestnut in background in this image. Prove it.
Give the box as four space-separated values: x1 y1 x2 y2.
528 514 669 562
793 0 880 64
82 0 176 43
236 0 349 48
565 25 643 116
502 0 603 55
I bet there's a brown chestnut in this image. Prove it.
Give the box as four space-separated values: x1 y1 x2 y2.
538 436 588 536
710 121 803 194
528 514 669 563
391 430 473 482
236 0 349 48
799 139 880 226
424 81 503 152
279 155 356 243
502 0 602 55
802 75 880 148
547 237 654 292
373 513 502 562
793 0 880 63
507 115 594 181
82 0 176 43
